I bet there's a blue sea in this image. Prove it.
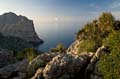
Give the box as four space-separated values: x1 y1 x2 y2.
35 22 82 51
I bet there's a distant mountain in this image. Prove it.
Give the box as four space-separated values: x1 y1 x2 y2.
0 12 43 45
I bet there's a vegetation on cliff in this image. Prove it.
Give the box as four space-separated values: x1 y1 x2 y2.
0 12 120 79
77 12 114 53
98 31 120 79
76 12 120 79
16 48 41 61
49 43 66 53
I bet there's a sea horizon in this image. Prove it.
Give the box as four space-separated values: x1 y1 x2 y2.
35 22 83 51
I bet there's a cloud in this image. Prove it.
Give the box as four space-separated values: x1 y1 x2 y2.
89 3 101 11
109 0 120 9
110 11 120 20
89 11 120 20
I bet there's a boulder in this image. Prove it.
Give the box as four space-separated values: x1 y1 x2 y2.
31 68 44 79
32 52 60 63
28 52 59 77
43 53 94 79
42 46 106 79
67 40 82 55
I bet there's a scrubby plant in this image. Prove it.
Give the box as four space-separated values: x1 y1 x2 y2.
77 12 115 53
97 31 120 79
16 48 40 61
78 39 96 53
49 43 66 53
76 12 120 78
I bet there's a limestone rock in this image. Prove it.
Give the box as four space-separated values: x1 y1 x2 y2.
67 40 82 55
29 52 60 68
0 46 106 79
28 52 59 77
85 46 107 79
0 12 43 45
31 68 44 79
43 53 94 79
33 52 60 63
42 46 106 79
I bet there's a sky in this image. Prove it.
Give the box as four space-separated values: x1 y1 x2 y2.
0 0 120 25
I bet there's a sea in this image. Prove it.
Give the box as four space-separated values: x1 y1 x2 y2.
35 22 83 52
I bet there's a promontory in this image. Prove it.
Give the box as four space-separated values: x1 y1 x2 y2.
0 12 43 45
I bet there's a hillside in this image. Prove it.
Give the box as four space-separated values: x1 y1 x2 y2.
67 12 120 79
0 12 43 45
0 12 120 79
0 33 32 51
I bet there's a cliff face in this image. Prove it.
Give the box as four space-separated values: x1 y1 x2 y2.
67 40 81 55
0 12 43 45
0 47 105 79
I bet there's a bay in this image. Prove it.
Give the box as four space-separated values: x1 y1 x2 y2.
35 22 82 51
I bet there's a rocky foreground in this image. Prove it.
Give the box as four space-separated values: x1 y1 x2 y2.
0 46 107 79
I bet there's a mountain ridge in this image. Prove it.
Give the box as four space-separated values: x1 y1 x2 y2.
0 12 43 45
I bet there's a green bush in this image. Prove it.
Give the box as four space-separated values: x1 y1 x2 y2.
77 12 114 54
97 31 120 79
76 12 120 78
49 43 66 53
16 48 40 61
76 12 114 40
78 39 96 53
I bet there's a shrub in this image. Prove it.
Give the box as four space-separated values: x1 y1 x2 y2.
78 39 96 53
97 31 120 79
49 43 66 53
77 12 114 53
16 48 40 61
76 12 120 78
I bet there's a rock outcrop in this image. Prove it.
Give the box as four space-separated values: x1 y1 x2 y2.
85 46 107 79
0 12 43 45
0 46 106 79
43 53 93 79
0 49 16 68
0 52 59 79
67 40 82 55
30 52 60 64
31 68 44 79
31 46 106 79
0 59 29 79
28 52 59 77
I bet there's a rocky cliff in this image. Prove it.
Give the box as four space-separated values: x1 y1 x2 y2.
0 12 119 79
0 46 106 79
0 12 43 45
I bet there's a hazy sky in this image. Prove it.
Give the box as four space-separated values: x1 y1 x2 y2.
0 0 120 25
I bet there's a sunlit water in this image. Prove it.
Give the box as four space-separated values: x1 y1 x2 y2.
35 22 82 52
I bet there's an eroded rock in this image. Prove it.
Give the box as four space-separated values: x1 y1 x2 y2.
31 68 44 79
43 53 93 79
